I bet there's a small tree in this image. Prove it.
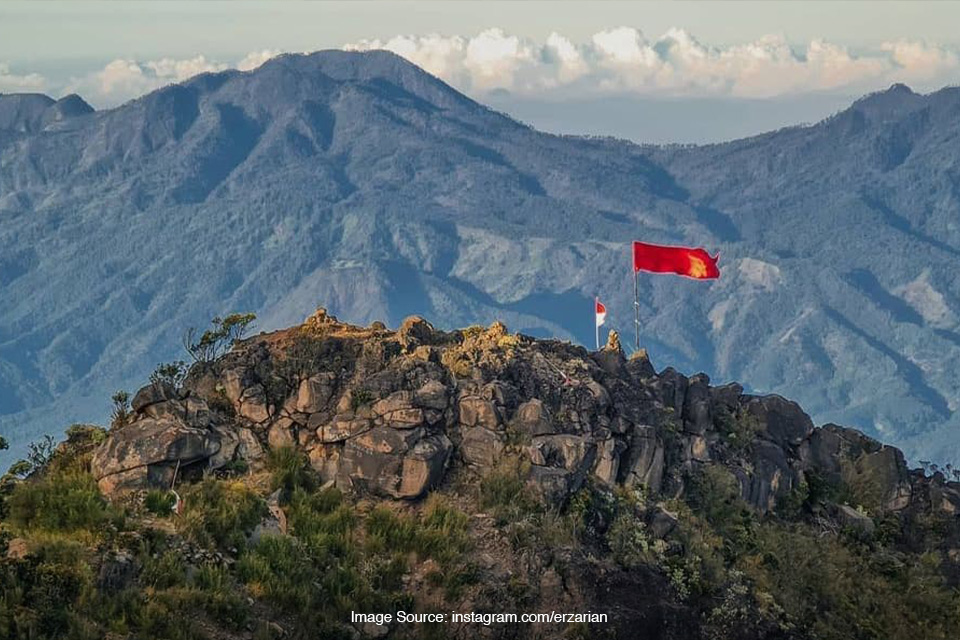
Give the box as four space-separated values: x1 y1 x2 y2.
183 312 257 365
150 360 188 390
26 435 57 470
111 390 131 430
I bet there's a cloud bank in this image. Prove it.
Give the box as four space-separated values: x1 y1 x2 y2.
2 28 959 107
347 28 960 99
0 62 46 93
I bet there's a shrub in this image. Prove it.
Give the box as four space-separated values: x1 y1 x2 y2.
6 469 114 535
110 391 131 430
183 313 256 365
150 361 188 390
714 407 761 454
141 550 188 590
477 457 538 524
178 478 265 550
237 535 318 613
64 424 107 446
144 490 177 516
349 388 373 410
26 435 58 471
266 446 315 497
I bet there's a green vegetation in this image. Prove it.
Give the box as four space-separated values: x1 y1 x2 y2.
183 313 257 365
265 446 315 497
144 490 178 516
110 390 131 430
150 361 189 391
714 406 761 454
1 417 959 640
0 426 474 640
178 478 265 550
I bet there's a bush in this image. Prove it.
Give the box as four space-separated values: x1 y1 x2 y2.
238 535 319 613
266 446 315 497
150 361 188 390
477 457 538 524
141 550 188 590
64 424 107 445
144 490 177 516
183 313 256 365
6 469 114 535
110 391 131 430
178 478 265 550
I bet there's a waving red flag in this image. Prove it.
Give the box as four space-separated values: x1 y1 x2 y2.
632 241 720 280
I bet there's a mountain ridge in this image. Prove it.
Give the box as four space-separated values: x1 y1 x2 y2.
1 50 959 466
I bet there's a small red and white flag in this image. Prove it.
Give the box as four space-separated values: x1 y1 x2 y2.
594 298 606 350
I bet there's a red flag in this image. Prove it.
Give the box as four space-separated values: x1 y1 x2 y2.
595 298 606 327
632 241 720 279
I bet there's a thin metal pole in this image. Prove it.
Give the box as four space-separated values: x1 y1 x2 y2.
634 270 640 351
595 300 600 350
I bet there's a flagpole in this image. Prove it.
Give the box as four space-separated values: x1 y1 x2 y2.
633 270 640 351
595 297 600 350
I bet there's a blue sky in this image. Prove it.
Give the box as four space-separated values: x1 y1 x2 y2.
3 1 960 142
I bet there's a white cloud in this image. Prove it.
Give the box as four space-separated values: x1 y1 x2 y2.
66 56 227 104
64 51 287 106
237 49 283 72
347 28 960 99
7 28 960 109
0 62 47 93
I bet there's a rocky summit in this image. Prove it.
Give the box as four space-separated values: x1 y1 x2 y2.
93 308 935 517
3 310 960 640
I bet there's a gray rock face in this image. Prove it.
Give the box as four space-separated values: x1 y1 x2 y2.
834 504 876 535
743 395 815 448
88 315 940 520
92 415 222 495
297 374 336 414
337 429 452 499
733 440 802 512
621 425 665 494
800 423 913 511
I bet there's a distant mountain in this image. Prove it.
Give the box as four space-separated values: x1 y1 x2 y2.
0 51 958 465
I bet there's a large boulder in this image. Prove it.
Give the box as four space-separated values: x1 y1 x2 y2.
373 391 426 428
296 373 336 413
337 428 452 499
397 316 438 352
682 374 712 435
459 396 501 430
460 426 505 467
513 399 554 436
621 425 665 493
731 440 802 513
238 384 271 423
528 434 597 474
742 395 814 448
92 416 222 495
593 437 626 485
131 382 179 413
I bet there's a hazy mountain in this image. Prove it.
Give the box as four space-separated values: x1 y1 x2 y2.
0 51 958 464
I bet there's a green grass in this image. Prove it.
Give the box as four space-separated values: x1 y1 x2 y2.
5 469 118 535
265 446 315 497
144 490 177 516
178 477 265 550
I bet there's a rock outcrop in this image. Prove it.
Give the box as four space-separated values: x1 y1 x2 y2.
91 309 960 518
